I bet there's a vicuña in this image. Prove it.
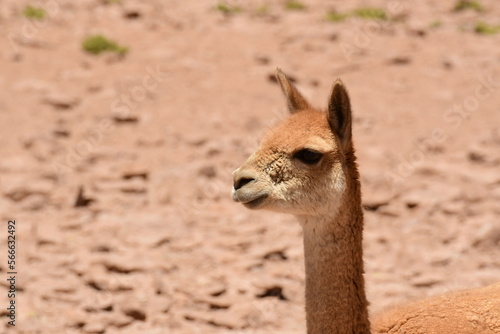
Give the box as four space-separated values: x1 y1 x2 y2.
232 69 500 334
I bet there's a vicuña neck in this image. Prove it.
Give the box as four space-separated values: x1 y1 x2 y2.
298 181 370 334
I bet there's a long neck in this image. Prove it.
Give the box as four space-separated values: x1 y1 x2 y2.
299 171 370 334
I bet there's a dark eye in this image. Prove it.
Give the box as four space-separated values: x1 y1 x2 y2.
294 149 323 165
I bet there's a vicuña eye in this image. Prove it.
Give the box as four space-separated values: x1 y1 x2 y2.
294 149 323 165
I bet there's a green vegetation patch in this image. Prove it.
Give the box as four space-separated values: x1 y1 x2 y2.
353 7 387 20
285 1 306 11
256 5 269 15
474 21 500 35
454 0 484 12
325 12 349 22
215 2 241 14
326 7 388 23
429 20 443 29
82 35 128 55
23 5 46 20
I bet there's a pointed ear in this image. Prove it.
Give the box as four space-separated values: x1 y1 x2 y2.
328 79 352 151
276 68 311 114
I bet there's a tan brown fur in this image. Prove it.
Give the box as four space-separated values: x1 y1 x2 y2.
231 69 500 334
372 282 500 334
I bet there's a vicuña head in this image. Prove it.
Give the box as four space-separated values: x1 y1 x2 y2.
232 68 357 219
231 69 500 334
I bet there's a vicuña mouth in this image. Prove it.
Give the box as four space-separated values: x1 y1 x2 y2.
241 194 268 208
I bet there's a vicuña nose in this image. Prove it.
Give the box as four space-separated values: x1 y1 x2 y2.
233 171 257 190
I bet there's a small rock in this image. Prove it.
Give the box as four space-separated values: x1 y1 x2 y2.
112 114 139 123
122 170 149 180
124 10 141 19
120 178 147 194
123 307 146 321
406 18 427 37
74 186 94 207
85 271 133 292
263 249 288 261
199 165 217 178
53 128 70 138
43 93 79 110
98 254 145 274
442 55 462 70
468 153 486 163
254 54 270 65
388 56 411 65
255 285 287 301
82 321 106 334
411 273 443 288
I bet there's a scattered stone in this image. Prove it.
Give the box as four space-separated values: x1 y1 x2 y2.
209 285 227 297
112 114 139 123
406 18 427 37
53 128 71 138
409 29 426 37
428 251 452 266
74 186 94 207
123 307 146 321
256 286 287 301
310 79 320 87
363 184 394 212
406 202 418 209
254 54 270 65
43 93 79 110
263 250 288 261
328 33 339 41
120 179 147 194
442 55 462 70
122 170 149 180
85 272 133 292
183 307 250 329
98 254 145 274
199 165 217 178
411 273 444 288
364 201 389 211
467 146 489 164
124 10 141 19
10 52 23 62
34 222 61 247
84 301 113 313
388 56 411 65
82 321 106 334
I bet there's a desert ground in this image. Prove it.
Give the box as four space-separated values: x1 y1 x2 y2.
0 0 499 333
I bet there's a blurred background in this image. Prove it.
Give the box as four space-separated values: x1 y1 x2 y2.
0 0 499 333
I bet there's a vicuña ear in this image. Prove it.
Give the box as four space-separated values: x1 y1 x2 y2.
276 68 311 114
328 79 352 151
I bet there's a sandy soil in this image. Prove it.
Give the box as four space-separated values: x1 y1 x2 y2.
0 0 499 333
